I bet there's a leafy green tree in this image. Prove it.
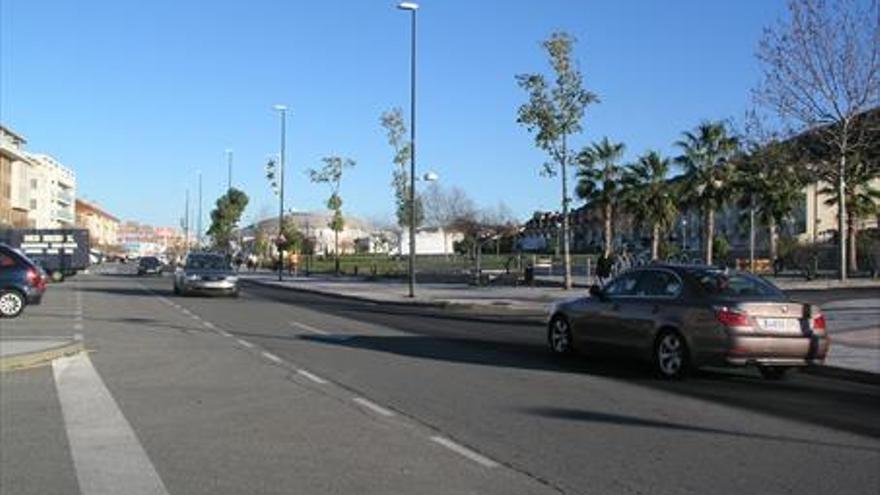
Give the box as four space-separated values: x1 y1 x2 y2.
675 122 739 265
309 156 356 275
517 32 599 289
576 137 626 257
620 151 678 260
734 121 805 262
380 108 423 230
206 188 249 252
819 154 880 272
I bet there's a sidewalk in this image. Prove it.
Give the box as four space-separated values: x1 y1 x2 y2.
239 271 879 379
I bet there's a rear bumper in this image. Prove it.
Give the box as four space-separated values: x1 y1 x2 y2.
724 334 829 366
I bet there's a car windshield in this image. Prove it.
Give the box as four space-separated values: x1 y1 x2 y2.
688 269 784 298
140 257 159 266
185 255 228 270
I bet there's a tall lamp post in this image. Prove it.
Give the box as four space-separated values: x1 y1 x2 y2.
225 149 233 192
197 170 203 249
273 104 287 282
398 1 418 297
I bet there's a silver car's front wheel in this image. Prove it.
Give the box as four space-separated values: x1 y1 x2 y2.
548 316 574 355
654 331 688 379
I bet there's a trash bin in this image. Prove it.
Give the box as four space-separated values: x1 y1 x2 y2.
524 265 535 285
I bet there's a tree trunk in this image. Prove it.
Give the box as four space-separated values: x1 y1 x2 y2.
334 229 339 275
561 136 572 290
603 203 613 257
838 148 848 281
848 213 858 273
651 222 660 260
705 208 714 265
768 216 778 261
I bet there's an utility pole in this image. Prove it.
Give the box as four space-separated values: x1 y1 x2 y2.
226 149 233 192
749 194 756 272
398 1 419 297
197 171 202 249
184 189 190 254
274 105 287 282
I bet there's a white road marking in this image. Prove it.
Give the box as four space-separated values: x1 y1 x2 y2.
190 314 201 321
217 330 232 338
236 339 254 349
53 353 170 495
289 321 329 335
73 323 84 331
296 369 328 384
262 351 283 364
429 436 499 468
352 397 395 417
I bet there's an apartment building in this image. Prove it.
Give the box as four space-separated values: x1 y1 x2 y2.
0 125 34 227
75 198 120 247
27 153 77 228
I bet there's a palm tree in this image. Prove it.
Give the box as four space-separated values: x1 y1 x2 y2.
734 140 805 262
675 122 739 265
819 155 880 272
576 137 626 256
622 151 678 260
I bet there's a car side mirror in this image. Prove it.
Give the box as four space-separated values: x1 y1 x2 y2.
589 284 605 300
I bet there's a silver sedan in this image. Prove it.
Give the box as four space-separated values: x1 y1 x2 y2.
173 253 239 297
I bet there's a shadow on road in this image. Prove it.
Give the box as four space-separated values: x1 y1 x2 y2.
521 407 879 452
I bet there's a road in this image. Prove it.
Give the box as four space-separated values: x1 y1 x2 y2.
1 267 878 495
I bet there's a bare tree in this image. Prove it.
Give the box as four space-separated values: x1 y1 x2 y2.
754 0 880 280
422 183 477 256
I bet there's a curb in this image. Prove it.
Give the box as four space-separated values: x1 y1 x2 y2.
241 278 547 326
804 364 880 386
0 340 84 372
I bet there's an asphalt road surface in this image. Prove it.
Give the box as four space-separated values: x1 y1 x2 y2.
1 268 878 495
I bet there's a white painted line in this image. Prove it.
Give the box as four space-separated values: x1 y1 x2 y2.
190 315 201 321
352 397 395 417
180 309 192 315
75 315 83 322
429 436 499 468
202 321 215 329
296 369 328 385
289 321 330 335
73 323 84 331
262 351 283 364
218 330 232 338
236 339 254 349
53 353 170 495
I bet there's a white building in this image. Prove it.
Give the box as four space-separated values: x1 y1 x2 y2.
16 153 76 229
397 227 463 256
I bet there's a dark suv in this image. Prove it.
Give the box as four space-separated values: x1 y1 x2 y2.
0 243 47 318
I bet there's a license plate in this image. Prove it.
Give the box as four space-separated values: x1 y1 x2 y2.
758 317 791 331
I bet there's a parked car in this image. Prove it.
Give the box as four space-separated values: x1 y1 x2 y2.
173 253 238 297
137 256 163 276
546 264 829 380
0 243 48 317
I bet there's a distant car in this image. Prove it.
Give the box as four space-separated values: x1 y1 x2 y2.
0 243 48 318
137 256 163 276
547 264 829 380
173 253 238 297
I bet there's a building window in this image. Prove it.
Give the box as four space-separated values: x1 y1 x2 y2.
30 179 38 189
29 199 37 209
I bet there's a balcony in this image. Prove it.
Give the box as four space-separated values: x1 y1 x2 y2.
55 188 74 205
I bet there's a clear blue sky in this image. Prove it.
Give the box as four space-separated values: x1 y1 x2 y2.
1 0 787 229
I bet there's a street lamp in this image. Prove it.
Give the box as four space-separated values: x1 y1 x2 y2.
197 170 203 249
398 1 418 297
273 104 287 282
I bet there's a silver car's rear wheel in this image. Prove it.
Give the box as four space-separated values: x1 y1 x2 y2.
548 316 574 355
0 290 25 318
654 331 688 379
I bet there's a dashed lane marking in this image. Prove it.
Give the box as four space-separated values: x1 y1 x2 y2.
289 321 330 335
429 436 499 469
296 369 328 384
352 397 396 417
262 351 283 364
236 339 254 349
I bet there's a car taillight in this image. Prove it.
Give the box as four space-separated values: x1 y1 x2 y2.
715 307 752 327
26 268 45 289
812 313 827 332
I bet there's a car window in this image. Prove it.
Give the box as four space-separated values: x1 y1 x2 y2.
186 255 228 270
634 270 682 297
688 269 783 298
604 272 640 297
